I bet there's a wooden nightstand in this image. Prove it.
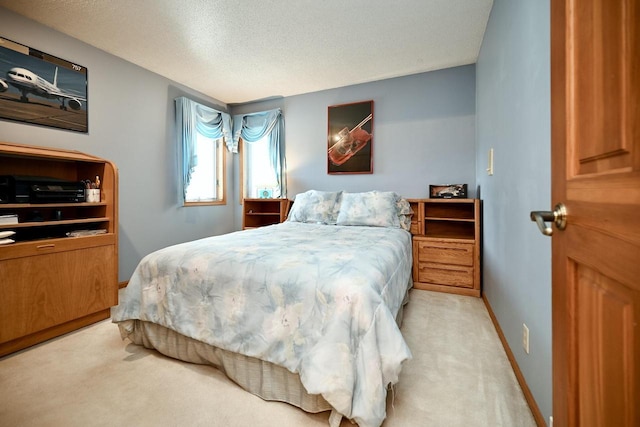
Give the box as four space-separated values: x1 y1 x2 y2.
408 198 481 297
242 198 291 230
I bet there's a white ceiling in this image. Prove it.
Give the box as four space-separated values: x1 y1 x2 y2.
0 0 493 105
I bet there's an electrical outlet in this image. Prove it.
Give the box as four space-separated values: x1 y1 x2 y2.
523 323 530 354
487 148 494 175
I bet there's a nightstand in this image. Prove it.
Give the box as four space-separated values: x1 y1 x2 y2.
242 198 291 230
408 198 481 297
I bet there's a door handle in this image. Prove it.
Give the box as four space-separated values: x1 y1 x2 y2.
530 203 567 236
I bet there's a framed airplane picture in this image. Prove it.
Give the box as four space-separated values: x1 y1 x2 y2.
327 100 373 174
0 37 88 133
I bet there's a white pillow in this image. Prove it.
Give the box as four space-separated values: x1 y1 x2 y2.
336 191 401 228
287 190 343 224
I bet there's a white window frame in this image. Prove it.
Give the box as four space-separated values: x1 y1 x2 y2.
184 134 226 206
240 137 280 200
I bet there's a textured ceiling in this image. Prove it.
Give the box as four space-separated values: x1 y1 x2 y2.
0 0 493 104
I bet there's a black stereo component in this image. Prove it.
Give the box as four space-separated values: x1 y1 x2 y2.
0 175 86 203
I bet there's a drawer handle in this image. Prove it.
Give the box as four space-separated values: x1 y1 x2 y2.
37 244 56 250
434 246 468 252
421 266 468 274
422 245 470 252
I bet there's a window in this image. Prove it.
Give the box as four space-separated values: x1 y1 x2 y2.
184 132 225 205
175 96 231 206
241 137 279 199
233 109 286 201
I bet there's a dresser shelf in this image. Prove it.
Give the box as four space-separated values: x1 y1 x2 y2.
0 217 110 229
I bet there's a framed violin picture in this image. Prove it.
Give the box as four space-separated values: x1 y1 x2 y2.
327 100 373 174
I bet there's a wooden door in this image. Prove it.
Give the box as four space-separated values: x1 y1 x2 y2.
551 0 640 426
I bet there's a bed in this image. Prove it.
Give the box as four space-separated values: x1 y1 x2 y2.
111 190 414 427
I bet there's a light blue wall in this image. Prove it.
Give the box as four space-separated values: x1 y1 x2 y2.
0 8 236 281
476 0 551 423
231 65 477 227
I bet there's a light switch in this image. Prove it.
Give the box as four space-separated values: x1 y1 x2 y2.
487 148 494 176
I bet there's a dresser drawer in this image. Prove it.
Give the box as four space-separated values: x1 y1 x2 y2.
417 263 474 288
416 240 474 266
0 234 116 261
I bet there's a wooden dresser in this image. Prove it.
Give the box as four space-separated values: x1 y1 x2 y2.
242 198 291 230
408 199 481 297
0 142 118 356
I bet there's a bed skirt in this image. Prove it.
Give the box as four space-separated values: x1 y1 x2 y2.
116 280 412 422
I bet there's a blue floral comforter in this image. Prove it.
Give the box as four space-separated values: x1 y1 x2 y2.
111 222 413 427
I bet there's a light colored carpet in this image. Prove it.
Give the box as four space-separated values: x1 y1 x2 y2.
0 290 536 426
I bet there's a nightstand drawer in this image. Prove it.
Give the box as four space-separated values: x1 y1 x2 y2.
417 240 474 266
417 263 474 288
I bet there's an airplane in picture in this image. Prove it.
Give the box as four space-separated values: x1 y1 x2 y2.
0 66 85 111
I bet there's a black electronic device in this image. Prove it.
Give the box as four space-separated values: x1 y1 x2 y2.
0 175 86 203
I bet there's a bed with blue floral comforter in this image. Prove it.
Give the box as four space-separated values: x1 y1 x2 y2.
112 221 413 427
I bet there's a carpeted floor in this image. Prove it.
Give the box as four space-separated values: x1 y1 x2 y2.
0 290 536 426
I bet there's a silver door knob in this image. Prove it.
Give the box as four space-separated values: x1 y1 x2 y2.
530 203 567 236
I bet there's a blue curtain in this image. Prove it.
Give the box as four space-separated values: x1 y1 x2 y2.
232 109 286 198
175 97 232 201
